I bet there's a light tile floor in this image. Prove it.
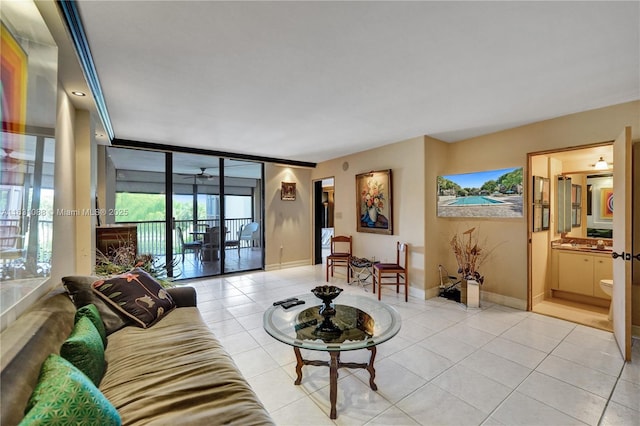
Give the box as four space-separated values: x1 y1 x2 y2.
184 265 640 426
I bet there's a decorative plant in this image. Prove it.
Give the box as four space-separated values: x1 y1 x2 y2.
450 227 494 285
361 177 385 213
95 242 175 288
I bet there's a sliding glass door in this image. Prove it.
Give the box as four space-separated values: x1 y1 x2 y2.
172 153 221 278
222 159 263 273
106 147 167 271
104 146 264 280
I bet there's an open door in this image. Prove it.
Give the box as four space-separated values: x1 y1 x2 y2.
612 126 632 360
313 180 323 265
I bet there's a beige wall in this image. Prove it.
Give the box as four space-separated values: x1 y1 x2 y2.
424 136 455 298
310 101 639 306
530 155 550 305
434 101 640 308
73 110 97 274
313 137 426 297
264 164 313 270
51 88 78 283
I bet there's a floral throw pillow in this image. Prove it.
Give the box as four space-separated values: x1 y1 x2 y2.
92 268 175 328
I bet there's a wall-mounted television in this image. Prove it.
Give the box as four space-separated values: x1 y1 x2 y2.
437 167 523 218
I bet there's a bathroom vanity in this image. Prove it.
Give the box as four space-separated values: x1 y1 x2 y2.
550 238 612 303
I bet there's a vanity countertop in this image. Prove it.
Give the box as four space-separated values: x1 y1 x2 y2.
551 238 613 254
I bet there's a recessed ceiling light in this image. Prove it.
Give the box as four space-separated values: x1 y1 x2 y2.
71 91 86 97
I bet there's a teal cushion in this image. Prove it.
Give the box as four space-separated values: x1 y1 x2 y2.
75 303 108 348
60 316 105 386
20 354 120 425
92 268 175 328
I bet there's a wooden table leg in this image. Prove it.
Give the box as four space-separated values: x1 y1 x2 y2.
290 346 379 419
293 347 303 385
329 352 339 420
366 346 378 391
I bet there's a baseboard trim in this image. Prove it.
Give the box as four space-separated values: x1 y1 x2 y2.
410 285 426 300
425 286 441 300
265 259 311 271
532 292 545 306
481 290 527 310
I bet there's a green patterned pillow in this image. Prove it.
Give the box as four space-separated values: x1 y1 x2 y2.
75 303 108 348
60 316 105 386
20 354 120 425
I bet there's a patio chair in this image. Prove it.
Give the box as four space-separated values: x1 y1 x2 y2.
202 226 221 261
373 242 409 302
235 222 259 256
325 235 352 282
176 226 202 263
0 225 25 279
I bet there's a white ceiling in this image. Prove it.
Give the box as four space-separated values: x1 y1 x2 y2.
71 1 639 163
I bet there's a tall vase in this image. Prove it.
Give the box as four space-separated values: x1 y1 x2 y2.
368 207 378 224
465 279 480 308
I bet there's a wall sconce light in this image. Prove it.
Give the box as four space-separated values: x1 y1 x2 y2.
594 157 609 170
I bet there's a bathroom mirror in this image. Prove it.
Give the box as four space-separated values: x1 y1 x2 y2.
558 173 613 238
557 176 572 234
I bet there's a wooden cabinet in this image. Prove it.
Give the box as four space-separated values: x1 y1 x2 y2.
552 249 612 299
558 252 593 295
96 225 137 256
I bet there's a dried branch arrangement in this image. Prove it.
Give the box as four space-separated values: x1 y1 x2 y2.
95 242 174 287
450 227 492 285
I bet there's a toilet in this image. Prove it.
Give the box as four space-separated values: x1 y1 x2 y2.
599 279 613 321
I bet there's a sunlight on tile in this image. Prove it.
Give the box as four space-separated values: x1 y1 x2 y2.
180 264 635 425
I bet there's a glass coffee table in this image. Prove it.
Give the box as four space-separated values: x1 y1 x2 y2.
263 291 401 419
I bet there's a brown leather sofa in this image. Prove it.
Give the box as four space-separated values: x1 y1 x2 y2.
0 285 274 425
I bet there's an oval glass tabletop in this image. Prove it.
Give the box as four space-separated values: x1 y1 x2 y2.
263 292 402 351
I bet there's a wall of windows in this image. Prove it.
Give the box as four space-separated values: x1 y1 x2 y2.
1 2 58 327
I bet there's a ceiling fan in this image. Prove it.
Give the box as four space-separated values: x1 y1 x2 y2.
0 148 27 171
182 167 215 181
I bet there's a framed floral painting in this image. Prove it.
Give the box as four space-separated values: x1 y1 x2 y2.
356 169 393 234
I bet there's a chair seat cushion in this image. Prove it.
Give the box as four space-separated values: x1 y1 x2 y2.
328 253 350 258
374 263 403 270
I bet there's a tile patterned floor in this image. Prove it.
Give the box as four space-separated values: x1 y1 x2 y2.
185 265 639 426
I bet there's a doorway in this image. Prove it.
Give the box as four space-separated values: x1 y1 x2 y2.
529 143 615 331
313 177 334 265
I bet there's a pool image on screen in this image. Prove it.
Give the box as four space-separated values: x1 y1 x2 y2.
437 167 523 218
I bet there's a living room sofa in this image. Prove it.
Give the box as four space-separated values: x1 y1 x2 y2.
0 278 274 425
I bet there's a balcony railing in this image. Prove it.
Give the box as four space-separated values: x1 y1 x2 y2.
2 218 254 269
117 218 255 256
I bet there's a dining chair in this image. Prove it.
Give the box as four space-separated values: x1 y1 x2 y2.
373 242 409 301
176 226 202 263
202 227 221 261
325 235 352 283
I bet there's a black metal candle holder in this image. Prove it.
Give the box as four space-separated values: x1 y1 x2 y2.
311 285 343 336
